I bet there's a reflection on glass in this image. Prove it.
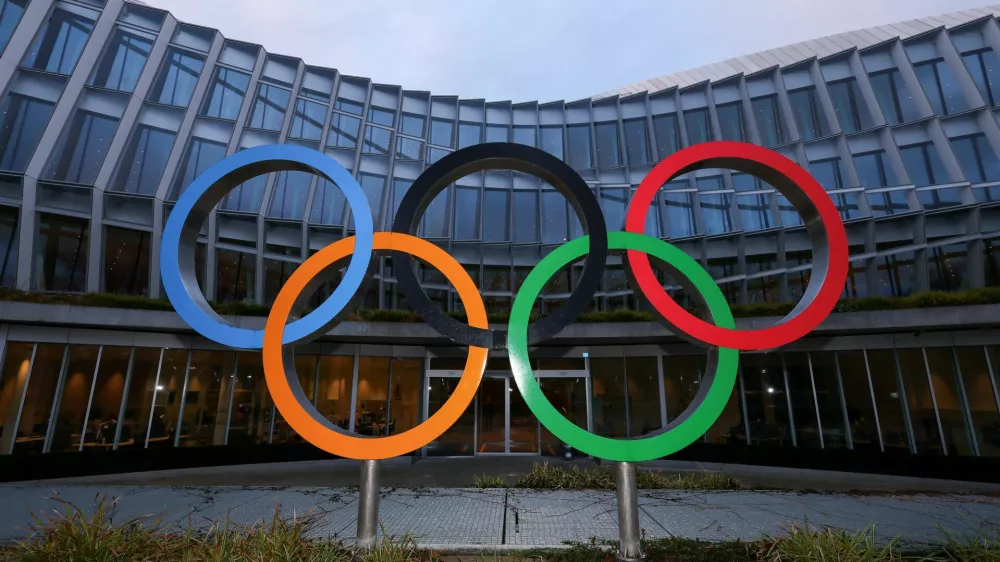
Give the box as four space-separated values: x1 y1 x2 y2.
868 68 919 125
482 189 510 242
427 378 474 456
313 354 353 432
273 355 317 444
788 87 828 141
328 113 360 149
924 348 973 455
179 351 235 447
113 124 176 195
269 170 313 220
216 249 255 304
104 227 150 296
0 343 33 451
48 345 100 452
684 108 711 145
540 377 586 456
717 102 745 141
477 378 504 453
430 118 454 148
824 351 875 450
401 113 425 137
955 347 1000 457
35 213 88 292
951 134 1000 184
0 92 56 172
81 347 130 450
513 191 538 243
741 354 791 446
12 344 64 454
700 193 734 235
928 244 966 292
540 125 563 159
705 379 746 445
626 357 661 437
827 78 868 133
738 193 774 232
355 356 390 436
171 137 227 199
808 352 848 449
458 122 481 149
751 95 784 146
289 98 325 141
513 125 535 147
485 124 508 143
148 47 205 107
913 59 966 116
362 125 392 156
899 142 948 187
509 378 539 453
856 350 905 451
875 251 914 297
89 27 153 92
566 124 591 170
389 358 422 440
228 352 272 445
590 358 627 438
22 7 95 74
661 192 696 238
662 355 702 423
0 0 28 55
201 66 250 120
44 110 119 185
594 121 621 168
896 348 941 454
116 348 160 448
785 353 820 448
622 118 649 166
963 49 1000 106
310 177 347 225
147 349 187 448
653 113 680 159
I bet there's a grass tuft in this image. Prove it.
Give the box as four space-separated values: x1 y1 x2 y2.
471 462 744 491
756 522 903 561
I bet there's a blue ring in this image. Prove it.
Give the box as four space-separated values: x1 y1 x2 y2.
160 144 374 349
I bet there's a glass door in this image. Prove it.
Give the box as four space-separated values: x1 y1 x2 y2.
477 376 506 453
425 376 475 456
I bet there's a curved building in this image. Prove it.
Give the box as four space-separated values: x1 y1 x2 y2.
0 0 999 480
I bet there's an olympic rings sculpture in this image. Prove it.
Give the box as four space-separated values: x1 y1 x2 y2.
161 141 847 462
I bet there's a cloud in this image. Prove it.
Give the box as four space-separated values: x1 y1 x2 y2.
147 0 991 102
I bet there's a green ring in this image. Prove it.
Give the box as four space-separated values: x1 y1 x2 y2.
509 231 739 462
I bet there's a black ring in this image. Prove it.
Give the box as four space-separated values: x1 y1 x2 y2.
391 143 608 350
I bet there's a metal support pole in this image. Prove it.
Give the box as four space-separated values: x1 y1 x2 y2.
356 460 380 550
614 461 643 561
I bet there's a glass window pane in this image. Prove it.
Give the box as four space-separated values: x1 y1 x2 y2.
116 347 160 448
915 60 966 116
482 189 509 242
44 345 98 452
485 124 508 143
288 98 325 140
178 351 235 447
540 125 563 159
513 125 535 147
334 98 363 115
819 351 873 451
653 113 680 159
662 355 701 423
869 69 920 125
0 0 28 55
863 350 909 451
419 187 449 239
900 143 948 187
103 226 150 296
388 358 423 438
453 186 479 240
738 193 774 231
35 213 88 292
44 110 119 185
458 122 481 149
788 87 828 141
390 178 410 217
112 124 176 195
875 250 914 297
661 192 697 238
622 118 649 166
268 170 312 220
171 137 227 199
357 173 385 228
868 190 909 217
313 354 353 432
216 248 255 304
566 124 591 169
952 134 1000 184
354 357 390 435
12 344 64 453
327 113 361 149
228 352 272 445
928 243 966 292
430 118 454 147
783 353 821 448
219 169 266 213
426 377 474 456
717 102 745 142
0 93 56 173
146 349 186 448
263 259 298 305
539 377 587 456
740 354 791 446
854 150 899 188
22 7 95 74
89 28 152 92
272 355 317 444
591 358 628 438
594 121 621 168
148 48 205 107
962 50 1000 106
80 346 130 449
696 176 724 192
362 125 391 156
924 348 973 455
201 66 251 120
684 108 711 145
828 78 867 133
0 342 32 449
700 193 734 235
705 376 746 445
809 158 846 191
401 113 424 137
600 187 626 231
0 205 18 288
395 137 422 161
513 190 538 243
957 347 1000 457
541 190 568 244
752 95 784 146
917 187 962 211
626 357 661 437
368 106 395 128
896 348 942 454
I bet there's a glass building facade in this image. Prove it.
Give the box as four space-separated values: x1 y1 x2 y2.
0 0 999 474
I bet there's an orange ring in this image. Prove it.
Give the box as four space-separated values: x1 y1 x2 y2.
262 232 488 460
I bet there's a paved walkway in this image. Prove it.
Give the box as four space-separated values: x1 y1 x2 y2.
21 457 1000 494
2 484 1000 550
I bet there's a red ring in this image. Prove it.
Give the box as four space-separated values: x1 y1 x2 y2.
624 141 848 351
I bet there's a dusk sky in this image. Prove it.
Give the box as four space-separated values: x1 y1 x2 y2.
149 0 992 102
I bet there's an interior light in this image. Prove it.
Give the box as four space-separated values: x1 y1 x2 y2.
767 387 775 394
156 385 164 391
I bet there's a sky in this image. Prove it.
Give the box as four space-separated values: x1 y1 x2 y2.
148 0 993 102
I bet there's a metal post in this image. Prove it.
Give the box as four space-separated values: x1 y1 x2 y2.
614 461 643 561
356 459 380 550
